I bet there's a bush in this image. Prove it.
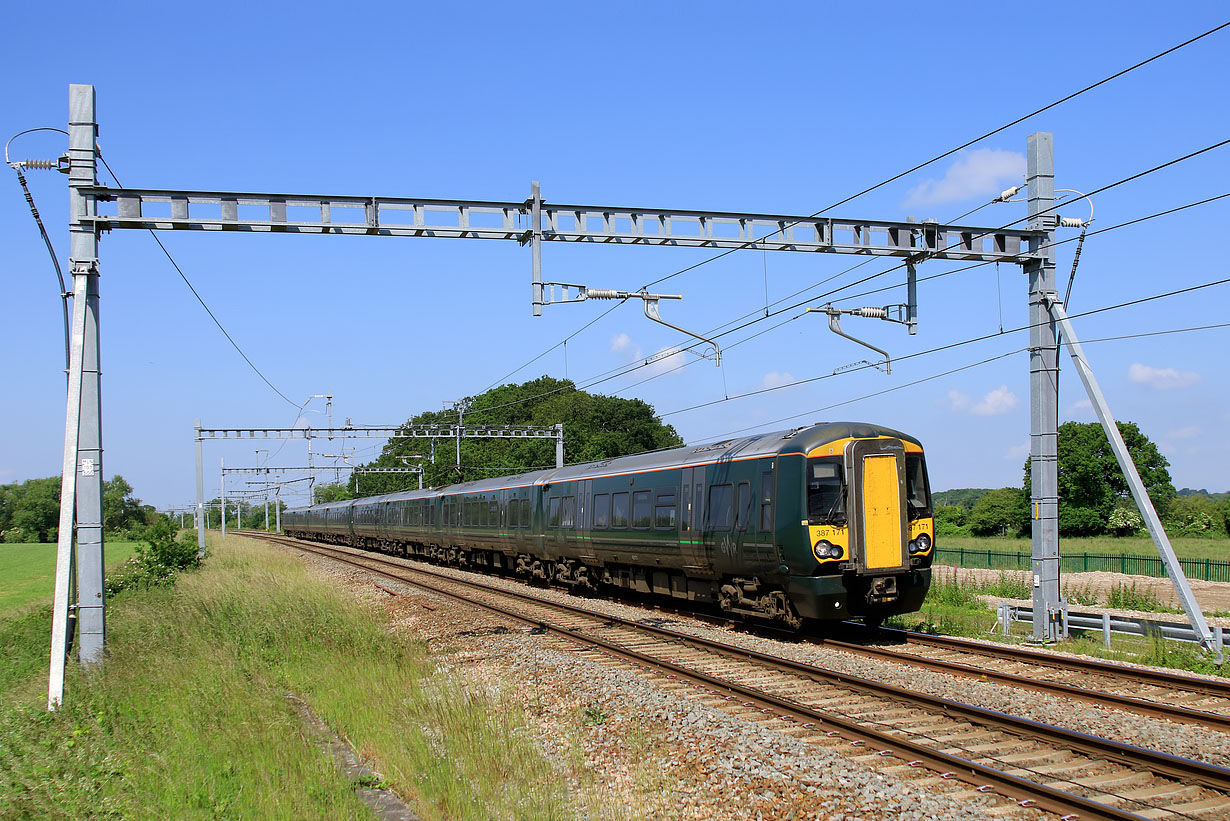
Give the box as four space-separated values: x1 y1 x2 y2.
1107 506 1143 537
933 505 970 537
968 488 1027 537
1 527 34 544
105 519 202 597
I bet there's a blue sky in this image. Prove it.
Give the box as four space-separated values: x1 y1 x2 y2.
2 2 1228 511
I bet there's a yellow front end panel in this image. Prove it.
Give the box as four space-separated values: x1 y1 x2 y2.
861 454 903 569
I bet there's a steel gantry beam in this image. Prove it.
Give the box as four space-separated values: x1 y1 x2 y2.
85 184 1043 315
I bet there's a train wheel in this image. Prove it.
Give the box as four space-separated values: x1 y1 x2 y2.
863 616 884 631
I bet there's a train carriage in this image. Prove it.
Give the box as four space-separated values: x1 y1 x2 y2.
284 422 935 627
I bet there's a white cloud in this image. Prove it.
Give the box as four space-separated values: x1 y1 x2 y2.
975 386 1018 415
610 332 642 362
972 385 1019 416
1167 426 1201 440
1006 442 1030 460
760 371 795 389
645 345 687 376
904 148 1026 208
945 390 971 412
1129 363 1200 390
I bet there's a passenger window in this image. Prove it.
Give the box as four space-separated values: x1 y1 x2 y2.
611 492 629 528
655 492 677 529
521 498 531 527
593 494 610 529
632 490 652 529
548 497 561 527
561 496 576 529
736 482 751 531
489 501 499 527
707 484 733 531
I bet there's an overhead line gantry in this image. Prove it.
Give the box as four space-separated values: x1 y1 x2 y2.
47 84 1217 711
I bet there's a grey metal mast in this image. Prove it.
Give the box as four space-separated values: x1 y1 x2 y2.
48 85 107 709
194 419 205 555
1024 133 1065 642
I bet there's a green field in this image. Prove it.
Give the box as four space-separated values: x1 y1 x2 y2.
0 535 572 819
938 534 1230 562
0 541 139 617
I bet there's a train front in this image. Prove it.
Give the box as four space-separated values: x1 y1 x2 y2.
779 425 934 624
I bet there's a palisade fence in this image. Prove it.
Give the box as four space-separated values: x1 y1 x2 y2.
935 547 1230 583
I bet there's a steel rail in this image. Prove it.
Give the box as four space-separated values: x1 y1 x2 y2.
252 533 1230 817
889 628 1230 698
802 632 1230 733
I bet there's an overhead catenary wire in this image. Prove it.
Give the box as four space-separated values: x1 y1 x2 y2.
472 21 1230 398
461 163 1230 423
6 127 72 375
695 319 1230 444
658 275 1230 419
640 19 1230 292
96 151 300 410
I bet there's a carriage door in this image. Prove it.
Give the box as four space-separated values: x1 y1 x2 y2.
848 438 908 574
680 466 714 576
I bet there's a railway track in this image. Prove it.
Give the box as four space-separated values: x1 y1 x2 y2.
807 628 1230 733
247 532 1230 820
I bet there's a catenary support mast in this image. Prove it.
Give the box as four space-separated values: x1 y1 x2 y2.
1025 133 1064 642
48 85 106 709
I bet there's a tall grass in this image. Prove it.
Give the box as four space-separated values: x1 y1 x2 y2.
0 536 570 820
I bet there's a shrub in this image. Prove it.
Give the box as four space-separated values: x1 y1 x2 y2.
105 519 202 597
1107 507 1143 537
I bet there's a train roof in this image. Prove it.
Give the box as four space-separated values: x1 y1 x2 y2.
290 422 922 510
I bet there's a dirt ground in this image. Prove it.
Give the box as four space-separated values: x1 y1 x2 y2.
933 563 1230 624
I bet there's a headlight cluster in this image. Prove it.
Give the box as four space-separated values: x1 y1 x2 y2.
815 540 844 560
908 533 932 555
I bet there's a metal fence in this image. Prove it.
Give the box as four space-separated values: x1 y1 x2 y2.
935 547 1230 583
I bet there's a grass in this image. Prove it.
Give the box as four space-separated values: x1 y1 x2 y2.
0 535 572 820
0 541 139 617
939 534 1230 561
888 571 1227 677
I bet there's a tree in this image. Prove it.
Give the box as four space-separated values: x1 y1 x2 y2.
1023 421 1174 537
313 483 355 503
933 505 968 537
968 488 1028 537
2 477 61 542
351 377 684 494
103 475 149 535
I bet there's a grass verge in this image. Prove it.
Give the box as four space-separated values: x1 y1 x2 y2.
887 572 1227 678
0 535 571 820
0 542 139 617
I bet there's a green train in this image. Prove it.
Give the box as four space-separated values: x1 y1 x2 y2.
283 422 935 627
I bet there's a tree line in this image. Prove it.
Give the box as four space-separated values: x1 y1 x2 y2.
0 475 156 544
934 421 1230 539
311 376 683 503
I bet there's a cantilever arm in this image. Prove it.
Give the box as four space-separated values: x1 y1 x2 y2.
808 307 891 374
643 297 721 366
